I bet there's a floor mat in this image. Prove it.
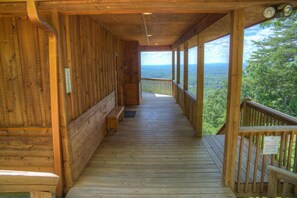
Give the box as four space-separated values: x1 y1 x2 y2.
124 111 136 118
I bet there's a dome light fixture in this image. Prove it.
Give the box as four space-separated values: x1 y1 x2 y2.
263 6 276 19
263 4 294 19
283 4 293 17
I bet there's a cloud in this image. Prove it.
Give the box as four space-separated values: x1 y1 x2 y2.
140 24 272 65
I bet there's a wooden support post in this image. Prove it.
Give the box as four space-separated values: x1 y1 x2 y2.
172 49 175 96
183 42 188 115
26 1 63 196
223 9 244 189
196 35 204 138
183 42 188 91
172 49 175 81
176 47 180 84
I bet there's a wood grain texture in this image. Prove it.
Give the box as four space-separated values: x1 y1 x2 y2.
60 15 119 122
0 128 54 172
68 91 116 182
66 92 235 198
0 15 51 127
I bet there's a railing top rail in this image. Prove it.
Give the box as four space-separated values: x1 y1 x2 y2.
268 165 297 185
239 125 297 134
246 101 297 125
184 90 196 101
141 77 172 82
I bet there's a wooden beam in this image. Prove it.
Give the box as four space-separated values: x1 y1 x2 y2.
183 42 188 91
2 1 292 15
223 9 244 189
172 49 175 81
26 1 63 196
176 47 180 84
140 45 172 51
51 11 74 191
172 14 225 49
196 35 204 138
171 49 175 96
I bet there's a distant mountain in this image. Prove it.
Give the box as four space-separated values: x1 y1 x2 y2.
141 63 246 97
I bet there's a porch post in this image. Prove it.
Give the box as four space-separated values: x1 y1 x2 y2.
223 10 244 189
195 35 204 138
183 42 188 91
172 49 175 96
176 47 180 84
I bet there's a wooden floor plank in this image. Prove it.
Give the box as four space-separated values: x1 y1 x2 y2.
66 93 235 198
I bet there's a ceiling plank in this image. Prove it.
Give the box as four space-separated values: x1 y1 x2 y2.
140 45 172 51
0 1 290 15
172 13 225 48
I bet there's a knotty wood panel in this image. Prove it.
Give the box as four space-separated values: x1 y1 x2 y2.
0 15 55 179
68 91 116 182
0 128 54 172
59 15 118 122
0 15 51 127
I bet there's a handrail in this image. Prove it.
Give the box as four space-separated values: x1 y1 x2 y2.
267 165 297 198
246 101 297 125
0 170 59 198
141 77 172 82
141 78 173 95
239 125 297 134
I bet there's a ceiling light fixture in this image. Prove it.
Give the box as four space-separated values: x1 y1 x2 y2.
263 4 293 19
283 4 293 17
147 34 152 37
143 12 152 15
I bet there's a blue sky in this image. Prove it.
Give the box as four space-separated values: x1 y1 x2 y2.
141 24 272 65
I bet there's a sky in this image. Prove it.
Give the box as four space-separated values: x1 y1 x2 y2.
141 24 272 65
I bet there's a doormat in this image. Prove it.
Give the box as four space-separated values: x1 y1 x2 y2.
124 111 136 118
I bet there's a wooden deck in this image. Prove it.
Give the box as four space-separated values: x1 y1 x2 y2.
203 135 271 184
66 92 235 198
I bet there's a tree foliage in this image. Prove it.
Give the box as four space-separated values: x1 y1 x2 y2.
203 11 297 135
242 11 297 117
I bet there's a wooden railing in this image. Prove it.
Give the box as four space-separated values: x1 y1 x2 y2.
174 83 197 130
141 78 172 95
217 98 297 197
217 98 297 134
267 165 297 198
0 170 59 198
236 126 297 196
240 99 297 127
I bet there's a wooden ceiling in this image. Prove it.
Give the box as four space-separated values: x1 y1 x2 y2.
1 0 296 47
90 13 224 46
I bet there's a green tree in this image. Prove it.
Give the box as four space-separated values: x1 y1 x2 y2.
203 81 228 135
242 11 297 117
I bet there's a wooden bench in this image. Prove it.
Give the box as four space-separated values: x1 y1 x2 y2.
0 170 59 198
107 106 124 132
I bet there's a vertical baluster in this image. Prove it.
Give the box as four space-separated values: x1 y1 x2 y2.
282 181 288 198
237 133 245 193
245 135 253 192
260 153 267 193
279 133 286 168
253 134 261 193
287 132 294 171
283 133 288 167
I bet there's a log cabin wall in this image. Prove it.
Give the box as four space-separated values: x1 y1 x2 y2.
0 15 54 173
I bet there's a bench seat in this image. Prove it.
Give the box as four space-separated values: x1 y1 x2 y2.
107 106 124 131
